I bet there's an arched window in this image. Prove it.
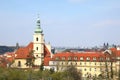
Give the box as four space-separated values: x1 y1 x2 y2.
36 47 38 51
36 37 38 41
18 61 21 67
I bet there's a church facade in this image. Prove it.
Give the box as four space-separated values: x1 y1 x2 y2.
11 17 52 69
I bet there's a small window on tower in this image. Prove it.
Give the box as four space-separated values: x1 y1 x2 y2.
36 55 38 57
36 47 38 50
36 37 38 41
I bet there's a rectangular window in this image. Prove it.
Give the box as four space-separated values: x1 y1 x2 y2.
80 62 82 65
95 68 96 71
95 63 96 65
75 62 77 65
90 68 91 71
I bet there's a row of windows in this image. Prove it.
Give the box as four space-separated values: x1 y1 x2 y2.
52 62 110 66
55 56 110 61
17 61 33 67
83 68 102 71
84 73 97 77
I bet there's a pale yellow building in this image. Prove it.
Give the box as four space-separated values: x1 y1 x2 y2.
48 49 119 78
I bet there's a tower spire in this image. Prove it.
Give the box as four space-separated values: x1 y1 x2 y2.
34 15 43 33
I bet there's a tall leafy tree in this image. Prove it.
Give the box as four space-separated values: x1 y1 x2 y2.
26 50 35 68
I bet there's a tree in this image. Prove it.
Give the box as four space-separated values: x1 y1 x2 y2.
40 62 44 71
0 67 28 80
103 51 114 80
26 50 35 68
63 65 82 80
26 50 35 80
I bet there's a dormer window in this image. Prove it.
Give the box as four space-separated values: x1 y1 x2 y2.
62 57 65 60
55 57 60 60
99 57 103 61
80 57 84 61
74 57 78 60
68 57 72 61
106 57 110 61
86 57 90 61
93 57 97 61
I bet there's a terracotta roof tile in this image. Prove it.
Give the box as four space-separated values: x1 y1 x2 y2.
43 45 51 66
15 42 33 59
44 57 51 66
51 52 108 62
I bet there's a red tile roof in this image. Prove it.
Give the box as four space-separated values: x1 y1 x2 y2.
0 57 7 67
15 42 120 66
44 57 51 66
51 52 111 62
15 42 51 66
109 48 120 57
6 52 15 63
116 50 120 56
43 45 51 66
15 42 33 59
44 45 51 57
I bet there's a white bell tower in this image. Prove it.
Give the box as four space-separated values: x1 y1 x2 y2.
33 17 44 66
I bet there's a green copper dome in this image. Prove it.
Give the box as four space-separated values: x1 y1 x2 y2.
34 18 43 33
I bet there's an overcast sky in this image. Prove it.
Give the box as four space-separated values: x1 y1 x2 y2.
0 0 120 47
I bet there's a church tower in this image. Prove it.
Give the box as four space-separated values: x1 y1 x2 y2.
33 17 44 66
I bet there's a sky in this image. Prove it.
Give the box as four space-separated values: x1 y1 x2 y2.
0 0 120 47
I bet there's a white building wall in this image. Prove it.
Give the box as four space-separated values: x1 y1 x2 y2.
11 59 29 68
49 61 116 78
33 33 44 66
